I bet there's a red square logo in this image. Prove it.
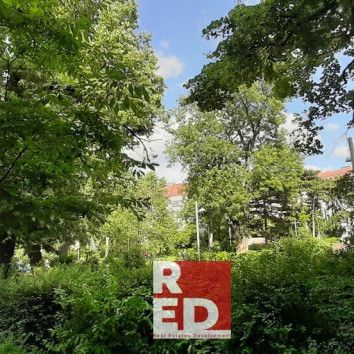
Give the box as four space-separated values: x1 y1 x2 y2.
153 261 231 339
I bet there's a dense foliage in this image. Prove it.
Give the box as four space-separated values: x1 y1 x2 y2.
101 173 188 258
187 0 354 154
0 0 163 271
167 84 305 245
1 1 353 353
0 238 353 353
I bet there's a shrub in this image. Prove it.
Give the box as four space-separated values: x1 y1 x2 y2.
50 267 153 353
0 238 353 353
248 243 269 251
226 238 354 353
0 266 98 351
0 336 27 354
122 247 146 269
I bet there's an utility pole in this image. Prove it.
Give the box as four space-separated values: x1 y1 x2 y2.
195 201 201 261
344 138 354 243
348 137 354 171
312 197 316 238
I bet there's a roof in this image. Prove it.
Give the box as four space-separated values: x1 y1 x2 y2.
318 166 353 180
166 183 186 198
164 168 352 196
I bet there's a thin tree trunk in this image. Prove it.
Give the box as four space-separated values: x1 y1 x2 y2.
209 232 213 249
263 200 270 244
58 241 72 257
0 234 15 278
76 241 80 261
26 243 42 266
312 197 316 237
105 236 110 258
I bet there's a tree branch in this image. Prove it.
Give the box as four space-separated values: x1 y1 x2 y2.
341 58 354 83
124 125 152 162
0 146 28 185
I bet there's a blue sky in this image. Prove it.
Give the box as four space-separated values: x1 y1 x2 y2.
138 0 353 183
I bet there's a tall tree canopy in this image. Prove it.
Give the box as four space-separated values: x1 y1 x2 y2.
186 0 354 154
168 82 286 175
0 0 163 269
167 84 304 245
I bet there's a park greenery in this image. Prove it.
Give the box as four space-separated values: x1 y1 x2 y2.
0 0 353 353
186 0 354 154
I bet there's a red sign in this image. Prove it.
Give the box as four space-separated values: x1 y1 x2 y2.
153 261 231 339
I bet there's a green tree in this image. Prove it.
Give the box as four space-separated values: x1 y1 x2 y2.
0 0 163 272
300 169 334 238
102 173 185 258
219 82 286 167
168 84 303 246
333 172 354 241
187 0 354 154
168 82 286 174
334 172 354 204
188 164 251 248
251 145 304 239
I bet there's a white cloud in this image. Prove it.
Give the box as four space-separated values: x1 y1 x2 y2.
154 163 187 184
146 123 187 183
305 165 324 172
332 145 349 159
281 113 298 134
160 40 170 50
326 123 339 131
281 113 299 147
156 54 184 79
128 122 187 183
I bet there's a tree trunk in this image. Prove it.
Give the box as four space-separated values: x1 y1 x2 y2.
209 232 213 249
105 236 110 258
312 197 316 238
0 234 15 278
58 241 72 257
228 226 232 248
263 200 268 243
26 243 42 266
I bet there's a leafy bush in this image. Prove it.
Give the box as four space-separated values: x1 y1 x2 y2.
202 251 235 261
0 335 27 354
0 266 87 351
49 266 153 353
122 247 146 269
226 238 354 353
173 249 235 261
0 238 353 353
247 243 269 251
